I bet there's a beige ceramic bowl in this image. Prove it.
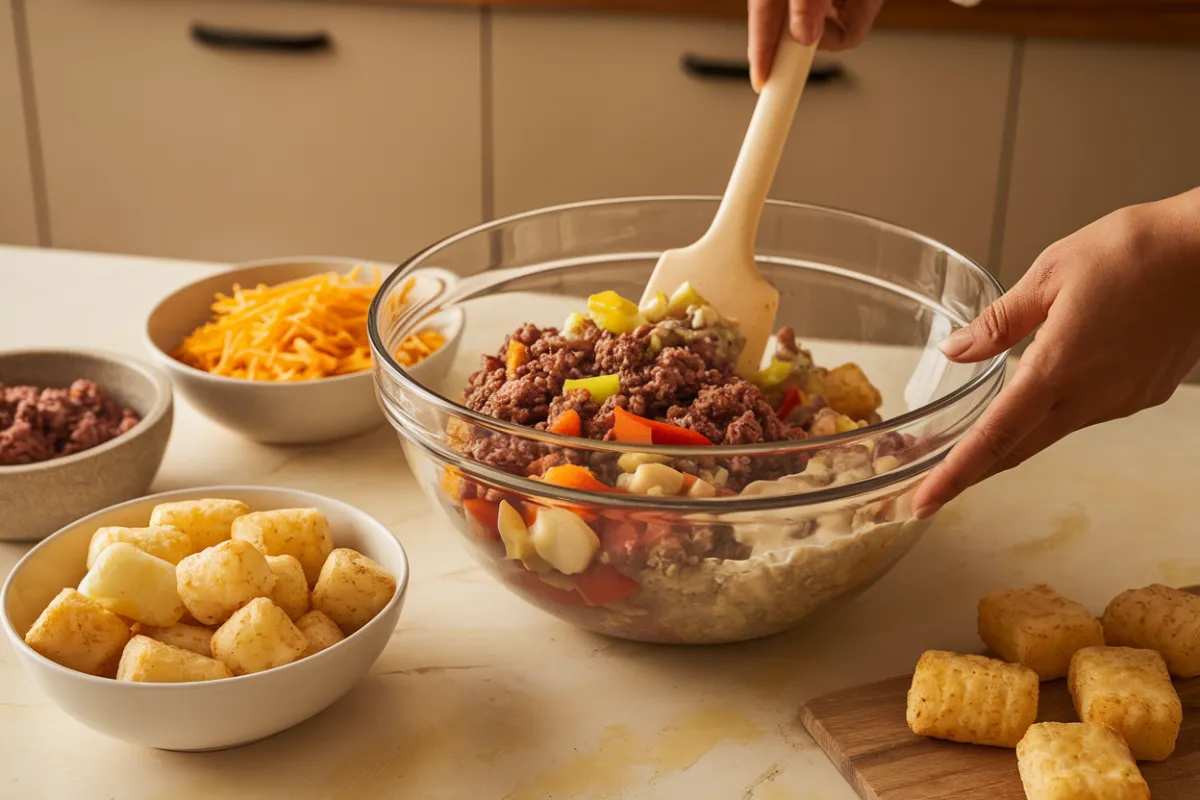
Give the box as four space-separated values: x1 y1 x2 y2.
143 256 462 445
0 349 173 542
1 485 409 751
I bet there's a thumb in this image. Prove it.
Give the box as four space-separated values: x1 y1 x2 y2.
939 276 1050 363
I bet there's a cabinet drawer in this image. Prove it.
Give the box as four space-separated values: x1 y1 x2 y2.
27 0 482 262
998 40 1200 288
492 12 1014 262
0 2 39 247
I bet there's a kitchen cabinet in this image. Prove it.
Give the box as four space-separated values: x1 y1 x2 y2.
0 1 39 247
491 12 1015 262
25 0 483 263
998 39 1200 287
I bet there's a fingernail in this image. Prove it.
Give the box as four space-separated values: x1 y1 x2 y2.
938 328 972 359
914 502 943 521
807 18 824 44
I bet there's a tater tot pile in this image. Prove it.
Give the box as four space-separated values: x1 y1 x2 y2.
902 581 1198 797
23 499 397 684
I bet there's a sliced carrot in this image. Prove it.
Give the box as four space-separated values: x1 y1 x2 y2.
440 465 464 499
573 565 640 606
462 498 501 542
680 473 698 493
505 339 529 378
612 407 653 444
548 409 582 437
541 464 619 493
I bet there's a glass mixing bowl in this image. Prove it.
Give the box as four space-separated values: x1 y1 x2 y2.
369 197 1006 644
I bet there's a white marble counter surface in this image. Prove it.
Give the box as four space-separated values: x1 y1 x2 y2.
2 245 1199 800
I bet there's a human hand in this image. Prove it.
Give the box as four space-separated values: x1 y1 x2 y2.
913 187 1200 519
748 0 886 91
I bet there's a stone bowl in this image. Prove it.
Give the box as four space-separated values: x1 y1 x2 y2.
0 349 173 541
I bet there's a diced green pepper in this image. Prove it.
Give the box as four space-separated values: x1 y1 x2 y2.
751 357 793 391
666 282 708 315
563 373 621 404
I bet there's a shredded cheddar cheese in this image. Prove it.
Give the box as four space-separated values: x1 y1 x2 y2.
395 331 447 367
172 267 437 381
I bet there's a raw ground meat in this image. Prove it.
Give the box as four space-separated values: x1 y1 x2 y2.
0 379 140 466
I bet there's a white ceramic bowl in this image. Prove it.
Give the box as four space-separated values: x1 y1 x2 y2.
144 256 462 445
1 486 409 752
0 348 173 542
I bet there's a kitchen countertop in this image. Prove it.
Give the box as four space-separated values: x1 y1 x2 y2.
356 0 1200 46
3 244 1200 799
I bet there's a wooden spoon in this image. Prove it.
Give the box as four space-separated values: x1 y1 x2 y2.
640 34 818 377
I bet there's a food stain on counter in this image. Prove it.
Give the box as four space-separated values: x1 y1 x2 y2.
1005 504 1089 558
504 707 763 799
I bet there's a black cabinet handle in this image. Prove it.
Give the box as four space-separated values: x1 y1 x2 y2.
682 54 843 85
190 23 332 53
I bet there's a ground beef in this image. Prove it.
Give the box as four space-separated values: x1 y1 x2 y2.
460 318 825 490
0 379 140 466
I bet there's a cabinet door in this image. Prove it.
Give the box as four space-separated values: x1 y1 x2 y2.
0 2 38 247
998 40 1200 287
27 0 482 263
492 12 1014 262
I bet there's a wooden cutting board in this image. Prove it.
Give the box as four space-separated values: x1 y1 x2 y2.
799 586 1200 799
799 673 1200 799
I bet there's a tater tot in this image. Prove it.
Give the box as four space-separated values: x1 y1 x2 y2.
1103 584 1200 678
78 542 185 627
978 584 1105 680
231 508 333 586
822 363 882 421
24 589 131 677
175 539 276 625
150 499 250 553
135 622 215 658
211 598 307 676
1017 722 1149 800
86 525 192 568
116 635 232 683
266 554 310 621
906 650 1039 748
311 549 397 633
295 610 345 658
1069 646 1182 762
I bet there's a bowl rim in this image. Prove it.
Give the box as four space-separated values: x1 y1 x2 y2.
0 347 173 475
0 484 410 690
367 196 1009 467
143 255 453 390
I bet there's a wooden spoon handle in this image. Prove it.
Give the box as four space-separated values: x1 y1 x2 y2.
706 35 817 258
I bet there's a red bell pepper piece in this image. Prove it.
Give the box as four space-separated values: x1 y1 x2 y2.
600 518 640 561
509 569 589 606
613 407 711 446
462 498 502 542
572 565 641 606
519 501 540 527
548 409 582 437
641 522 673 545
612 407 654 444
777 386 802 420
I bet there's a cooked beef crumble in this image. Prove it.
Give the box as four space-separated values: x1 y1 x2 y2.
0 379 140 466
460 317 820 491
